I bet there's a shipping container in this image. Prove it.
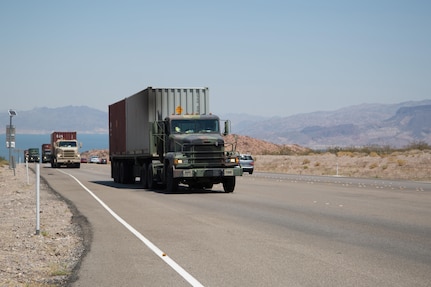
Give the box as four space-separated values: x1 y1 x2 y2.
109 87 210 156
51 131 77 144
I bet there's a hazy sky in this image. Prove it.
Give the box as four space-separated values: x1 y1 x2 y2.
1 1 430 117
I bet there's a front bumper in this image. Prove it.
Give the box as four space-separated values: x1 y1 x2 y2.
57 159 81 164
173 167 243 178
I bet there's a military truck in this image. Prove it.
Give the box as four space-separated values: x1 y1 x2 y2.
50 132 81 168
41 143 52 163
28 148 40 162
109 87 242 193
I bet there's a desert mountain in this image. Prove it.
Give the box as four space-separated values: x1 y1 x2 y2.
223 100 431 148
2 100 430 148
1 106 108 134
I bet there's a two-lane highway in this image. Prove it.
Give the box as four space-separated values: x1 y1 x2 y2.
41 164 431 286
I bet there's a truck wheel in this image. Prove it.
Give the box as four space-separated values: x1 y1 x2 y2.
222 177 235 193
147 163 155 189
140 164 148 189
204 183 213 190
113 161 119 183
166 167 179 193
125 162 135 184
119 162 125 184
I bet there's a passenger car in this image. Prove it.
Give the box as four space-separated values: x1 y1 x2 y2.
90 156 100 163
239 154 254 174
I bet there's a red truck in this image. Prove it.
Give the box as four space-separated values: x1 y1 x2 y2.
41 144 52 163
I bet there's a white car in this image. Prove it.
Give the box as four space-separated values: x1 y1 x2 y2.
90 156 100 163
239 154 254 174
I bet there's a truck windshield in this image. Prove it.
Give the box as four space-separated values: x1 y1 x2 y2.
171 119 219 134
59 141 77 147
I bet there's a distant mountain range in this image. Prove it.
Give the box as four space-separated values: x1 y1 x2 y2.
223 100 431 148
1 106 108 134
2 100 430 148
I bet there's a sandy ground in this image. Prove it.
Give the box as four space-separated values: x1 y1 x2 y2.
0 164 84 287
255 150 431 181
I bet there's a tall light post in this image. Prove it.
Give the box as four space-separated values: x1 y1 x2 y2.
7 109 17 169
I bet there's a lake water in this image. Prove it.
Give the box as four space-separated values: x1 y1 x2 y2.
0 133 108 161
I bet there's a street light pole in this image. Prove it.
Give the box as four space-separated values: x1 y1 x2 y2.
7 109 17 169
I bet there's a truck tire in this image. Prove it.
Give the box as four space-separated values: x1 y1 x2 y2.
140 164 148 189
204 183 213 190
147 163 155 189
222 177 235 193
113 161 120 183
119 162 134 184
166 166 179 193
125 162 135 184
119 162 126 184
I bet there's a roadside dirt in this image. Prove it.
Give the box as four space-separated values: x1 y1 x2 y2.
0 164 85 287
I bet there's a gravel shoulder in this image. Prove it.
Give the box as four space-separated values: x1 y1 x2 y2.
0 164 87 287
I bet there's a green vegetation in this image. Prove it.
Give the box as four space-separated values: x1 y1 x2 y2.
0 156 7 167
261 140 431 156
323 141 431 156
49 263 70 277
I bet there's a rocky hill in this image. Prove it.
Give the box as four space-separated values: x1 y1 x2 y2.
2 100 431 148
82 134 310 160
226 100 431 148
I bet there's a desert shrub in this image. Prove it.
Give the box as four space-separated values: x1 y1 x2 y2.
369 163 378 169
314 162 320 167
302 159 310 165
403 141 431 151
369 152 380 157
279 146 296 155
319 143 431 156
397 159 406 166
0 156 7 167
337 151 354 157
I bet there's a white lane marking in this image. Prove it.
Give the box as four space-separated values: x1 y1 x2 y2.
58 170 204 287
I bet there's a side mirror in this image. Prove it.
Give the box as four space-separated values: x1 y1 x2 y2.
223 120 231 136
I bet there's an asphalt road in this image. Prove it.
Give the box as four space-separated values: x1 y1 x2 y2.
41 164 431 287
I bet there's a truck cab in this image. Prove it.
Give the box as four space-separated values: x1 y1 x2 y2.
151 114 241 192
50 132 81 168
28 148 40 163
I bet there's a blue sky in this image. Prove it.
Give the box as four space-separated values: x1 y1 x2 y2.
1 1 430 117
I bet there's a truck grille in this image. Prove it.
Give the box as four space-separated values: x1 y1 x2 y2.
63 150 76 158
184 144 224 167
